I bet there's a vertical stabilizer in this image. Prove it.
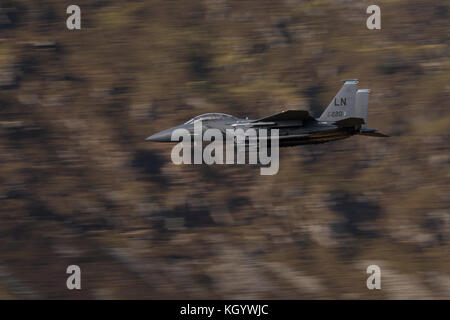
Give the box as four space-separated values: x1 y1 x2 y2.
318 79 359 122
356 89 370 128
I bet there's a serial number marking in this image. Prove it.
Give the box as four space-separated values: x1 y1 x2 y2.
327 111 346 117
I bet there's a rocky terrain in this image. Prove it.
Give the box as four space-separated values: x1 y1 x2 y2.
0 0 449 299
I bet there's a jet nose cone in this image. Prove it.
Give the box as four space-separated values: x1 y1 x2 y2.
146 129 173 142
145 134 158 142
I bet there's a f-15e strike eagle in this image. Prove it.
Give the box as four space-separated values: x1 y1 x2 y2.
146 79 388 147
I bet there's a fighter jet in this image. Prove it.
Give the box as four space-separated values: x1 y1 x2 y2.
146 79 388 147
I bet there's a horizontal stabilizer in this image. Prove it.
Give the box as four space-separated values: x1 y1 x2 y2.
253 110 313 123
358 131 389 137
333 117 365 127
358 128 389 137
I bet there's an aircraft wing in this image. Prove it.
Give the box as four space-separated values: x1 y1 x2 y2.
333 117 365 127
252 110 314 123
358 130 389 137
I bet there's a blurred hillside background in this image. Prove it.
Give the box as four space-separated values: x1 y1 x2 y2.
0 0 449 299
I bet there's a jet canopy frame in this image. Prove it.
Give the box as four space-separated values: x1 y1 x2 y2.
184 113 238 124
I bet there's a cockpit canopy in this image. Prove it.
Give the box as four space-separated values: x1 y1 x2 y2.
184 113 237 124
